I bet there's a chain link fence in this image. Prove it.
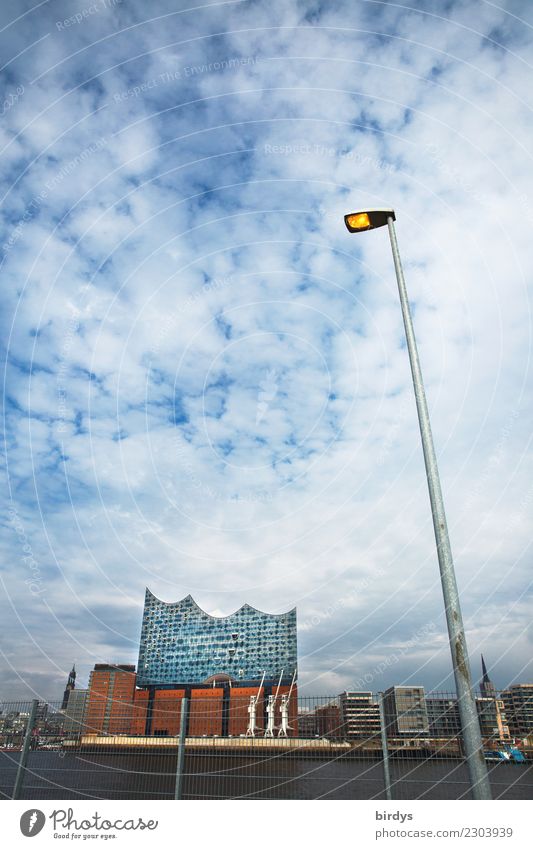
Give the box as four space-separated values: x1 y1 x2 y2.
1 693 531 800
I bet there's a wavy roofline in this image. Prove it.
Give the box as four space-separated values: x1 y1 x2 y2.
144 589 296 620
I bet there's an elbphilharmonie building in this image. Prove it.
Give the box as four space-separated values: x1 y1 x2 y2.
137 589 297 686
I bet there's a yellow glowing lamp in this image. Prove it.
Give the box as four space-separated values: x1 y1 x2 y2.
344 208 395 233
346 212 371 231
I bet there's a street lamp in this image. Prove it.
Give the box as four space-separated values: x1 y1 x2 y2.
344 208 491 800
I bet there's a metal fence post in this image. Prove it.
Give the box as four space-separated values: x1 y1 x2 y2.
12 699 38 800
174 697 188 800
378 693 392 801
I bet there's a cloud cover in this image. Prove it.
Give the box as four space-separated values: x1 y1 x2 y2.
1 0 532 698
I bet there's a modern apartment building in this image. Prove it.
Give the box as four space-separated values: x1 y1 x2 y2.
476 696 510 741
339 691 381 739
501 684 533 738
426 697 461 738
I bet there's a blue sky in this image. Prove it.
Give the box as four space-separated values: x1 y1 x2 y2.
1 0 532 699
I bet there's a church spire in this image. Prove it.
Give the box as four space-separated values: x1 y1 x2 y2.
480 655 495 697
61 663 77 710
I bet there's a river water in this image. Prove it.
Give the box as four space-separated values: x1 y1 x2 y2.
1 751 531 800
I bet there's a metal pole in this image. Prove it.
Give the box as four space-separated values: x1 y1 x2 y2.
378 693 392 801
386 217 491 800
12 699 38 800
174 697 188 800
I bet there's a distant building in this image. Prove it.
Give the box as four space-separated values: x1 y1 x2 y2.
0 710 28 742
64 689 88 736
383 687 429 737
85 664 136 735
314 701 343 739
137 590 297 687
295 702 341 739
41 707 66 736
297 709 318 738
501 684 533 738
61 664 76 711
339 692 381 739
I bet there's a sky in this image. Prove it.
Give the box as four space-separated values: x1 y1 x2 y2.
1 0 532 701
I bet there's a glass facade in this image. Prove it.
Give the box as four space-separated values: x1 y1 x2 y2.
137 590 297 686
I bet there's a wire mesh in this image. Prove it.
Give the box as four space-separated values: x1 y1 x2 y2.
0 692 531 800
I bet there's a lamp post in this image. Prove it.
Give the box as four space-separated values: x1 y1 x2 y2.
344 208 491 800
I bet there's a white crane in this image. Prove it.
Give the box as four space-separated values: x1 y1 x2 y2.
264 695 276 737
278 669 297 738
245 671 265 737
264 669 283 738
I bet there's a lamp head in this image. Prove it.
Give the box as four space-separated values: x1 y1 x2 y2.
344 208 395 233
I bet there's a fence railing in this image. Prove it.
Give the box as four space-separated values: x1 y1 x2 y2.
1 693 531 800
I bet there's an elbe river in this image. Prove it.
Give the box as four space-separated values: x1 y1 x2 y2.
1 751 532 800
